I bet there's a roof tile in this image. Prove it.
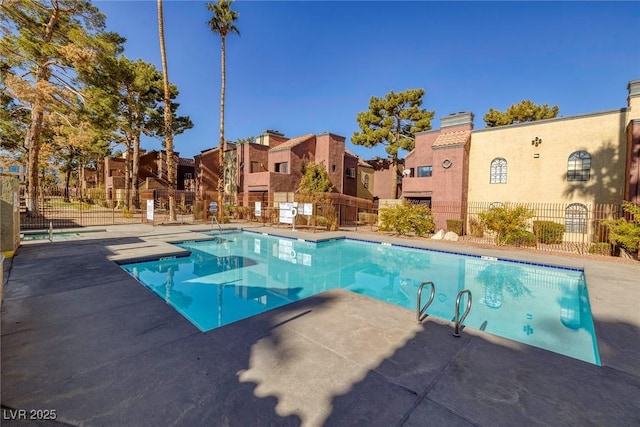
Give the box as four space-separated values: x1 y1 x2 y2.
269 134 315 151
433 130 471 147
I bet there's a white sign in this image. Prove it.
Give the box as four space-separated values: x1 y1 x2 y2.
279 202 294 224
278 239 297 264
255 201 261 217
146 199 154 220
301 203 313 216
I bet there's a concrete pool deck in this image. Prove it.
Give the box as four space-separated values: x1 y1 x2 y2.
1 223 639 426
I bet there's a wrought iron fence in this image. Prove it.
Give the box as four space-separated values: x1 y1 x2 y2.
19 186 197 229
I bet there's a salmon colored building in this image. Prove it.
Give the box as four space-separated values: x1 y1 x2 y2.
197 130 369 209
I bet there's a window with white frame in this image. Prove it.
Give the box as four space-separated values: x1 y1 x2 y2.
490 158 507 183
565 203 587 233
346 167 356 178
567 151 591 181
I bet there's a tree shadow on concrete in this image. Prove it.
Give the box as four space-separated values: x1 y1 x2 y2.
3 233 640 426
324 316 640 426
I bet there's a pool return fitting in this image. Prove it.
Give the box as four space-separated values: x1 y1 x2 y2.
416 281 473 337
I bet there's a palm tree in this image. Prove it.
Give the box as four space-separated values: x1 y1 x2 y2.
207 0 239 222
157 0 176 221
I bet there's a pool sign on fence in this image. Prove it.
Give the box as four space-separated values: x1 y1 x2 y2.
146 199 154 221
255 201 261 217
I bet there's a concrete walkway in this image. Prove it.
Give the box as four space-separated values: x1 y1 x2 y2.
1 223 639 426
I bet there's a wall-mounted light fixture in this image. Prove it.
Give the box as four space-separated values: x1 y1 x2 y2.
531 137 542 147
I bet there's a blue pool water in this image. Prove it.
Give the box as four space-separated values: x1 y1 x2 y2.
121 231 600 365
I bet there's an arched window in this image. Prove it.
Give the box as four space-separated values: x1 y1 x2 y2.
565 203 587 233
567 151 591 181
363 174 369 189
490 158 507 184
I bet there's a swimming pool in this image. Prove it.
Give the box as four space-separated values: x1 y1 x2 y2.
121 231 600 365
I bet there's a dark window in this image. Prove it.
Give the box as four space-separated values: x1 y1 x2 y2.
275 162 288 173
417 166 432 177
346 167 356 178
363 174 369 188
490 158 507 183
567 151 591 181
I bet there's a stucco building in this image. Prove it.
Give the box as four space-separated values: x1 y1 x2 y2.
400 78 640 234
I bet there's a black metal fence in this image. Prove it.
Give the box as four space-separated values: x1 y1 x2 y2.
19 186 197 230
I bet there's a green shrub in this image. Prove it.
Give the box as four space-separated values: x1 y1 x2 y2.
379 203 435 236
505 230 537 247
446 219 464 235
468 217 484 237
533 220 565 244
603 201 640 255
478 204 535 246
589 242 613 256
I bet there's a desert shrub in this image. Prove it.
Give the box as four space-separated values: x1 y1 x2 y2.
379 202 435 236
446 219 464 235
358 212 378 225
314 216 328 227
533 220 564 244
122 209 134 219
468 217 484 237
478 204 535 246
603 201 640 255
589 242 613 256
86 187 105 202
296 215 308 226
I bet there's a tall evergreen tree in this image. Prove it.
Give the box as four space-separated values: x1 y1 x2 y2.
352 88 435 198
483 99 559 127
0 0 116 214
207 0 239 221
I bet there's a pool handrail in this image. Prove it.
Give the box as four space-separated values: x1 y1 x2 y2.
453 289 472 337
416 281 436 323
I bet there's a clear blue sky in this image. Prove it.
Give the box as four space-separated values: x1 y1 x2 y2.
94 0 640 160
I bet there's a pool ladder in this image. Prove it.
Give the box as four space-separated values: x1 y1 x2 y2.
416 281 435 323
453 289 472 337
416 281 473 337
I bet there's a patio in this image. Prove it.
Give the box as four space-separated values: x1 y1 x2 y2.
1 224 639 426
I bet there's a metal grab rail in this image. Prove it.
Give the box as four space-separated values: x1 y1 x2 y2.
453 289 472 337
416 281 436 323
211 215 222 233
